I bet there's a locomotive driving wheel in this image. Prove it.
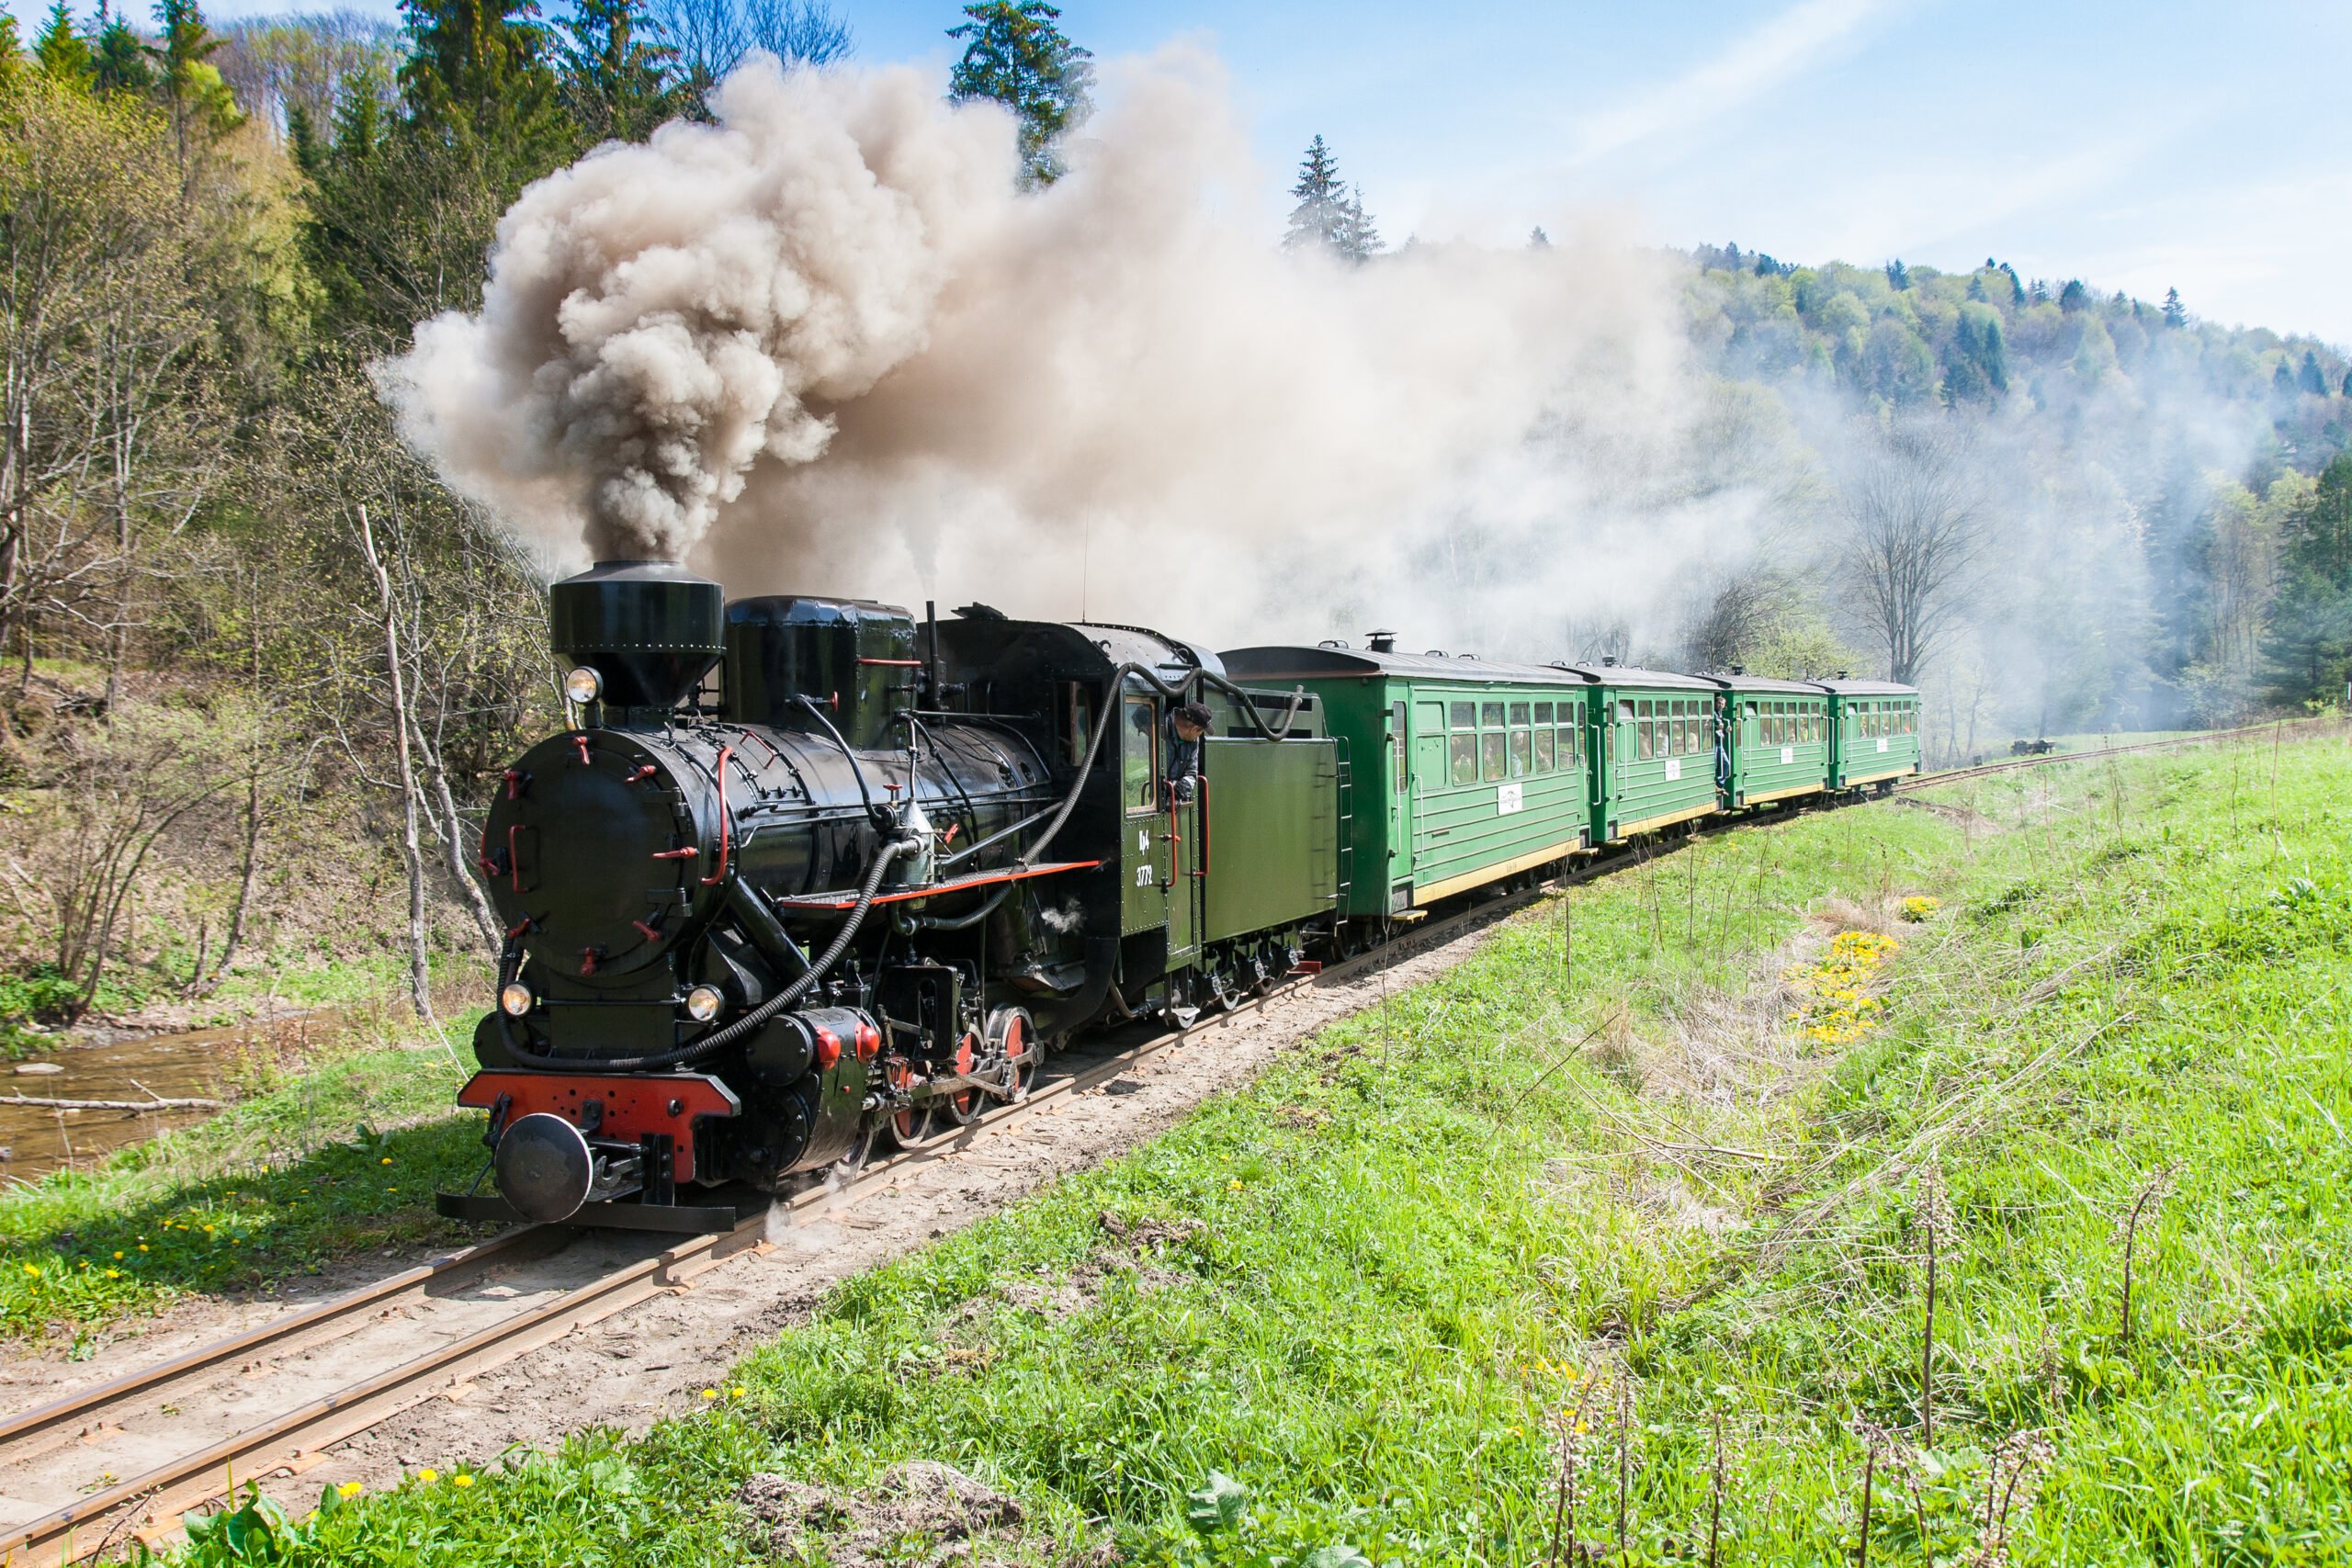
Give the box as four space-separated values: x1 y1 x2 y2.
882 1060 944 1150
988 1005 1041 1101
940 1030 982 1125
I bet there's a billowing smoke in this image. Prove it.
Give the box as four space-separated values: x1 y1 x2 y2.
383 50 1751 651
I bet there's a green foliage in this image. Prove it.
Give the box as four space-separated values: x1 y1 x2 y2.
31 0 92 87
947 0 1091 186
559 0 678 143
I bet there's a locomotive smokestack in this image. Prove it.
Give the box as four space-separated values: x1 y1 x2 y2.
549 560 724 711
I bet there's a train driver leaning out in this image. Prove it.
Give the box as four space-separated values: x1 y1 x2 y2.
1168 703 1214 804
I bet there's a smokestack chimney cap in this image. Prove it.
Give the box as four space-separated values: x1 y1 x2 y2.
1730 664 1745 676
549 559 723 710
1600 654 1618 667
1365 629 1397 653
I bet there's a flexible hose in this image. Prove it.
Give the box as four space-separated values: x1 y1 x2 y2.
497 838 913 1074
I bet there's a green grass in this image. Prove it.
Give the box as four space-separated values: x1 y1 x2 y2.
153 734 2352 1565
0 1026 484 1348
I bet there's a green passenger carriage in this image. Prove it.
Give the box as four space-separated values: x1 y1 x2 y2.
1815 678 1923 792
1708 671 1832 810
1220 639 1592 921
1565 660 1724 844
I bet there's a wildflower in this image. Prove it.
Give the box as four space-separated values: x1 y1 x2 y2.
112 1251 123 1260
416 1469 438 1483
380 1158 393 1166
453 1474 475 1488
730 1386 746 1398
105 1269 119 1279
337 1482 363 1499
21 1264 36 1277
138 1246 148 1253
699 1388 718 1401
1227 1179 1242 1190
203 1224 215 1234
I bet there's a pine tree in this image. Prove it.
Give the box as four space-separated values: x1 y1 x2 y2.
2058 278 2088 313
2273 361 2298 395
2343 370 2352 399
2030 278 2049 305
2162 287 2186 328
32 0 93 87
2299 349 2327 396
89 1 153 96
1336 182 1381 263
946 1 1091 186
1283 133 1348 254
561 0 677 143
1528 226 1549 249
153 0 243 157
2008 267 2026 307
1966 273 1986 302
0 13 21 88
1884 257 1909 290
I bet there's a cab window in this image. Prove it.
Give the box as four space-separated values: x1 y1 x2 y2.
1123 694 1158 815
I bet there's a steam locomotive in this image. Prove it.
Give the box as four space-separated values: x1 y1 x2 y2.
440 561 1918 1232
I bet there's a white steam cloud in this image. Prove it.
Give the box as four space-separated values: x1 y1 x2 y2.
384 50 1758 652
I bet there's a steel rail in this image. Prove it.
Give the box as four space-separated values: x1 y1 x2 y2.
0 898 1518 1567
8 716 2321 1562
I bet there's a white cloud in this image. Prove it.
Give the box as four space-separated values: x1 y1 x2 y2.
1565 0 1897 167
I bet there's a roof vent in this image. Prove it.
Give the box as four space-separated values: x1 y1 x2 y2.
1837 669 1849 679
1424 649 1447 659
1600 654 1619 667
1460 652 1479 660
1317 637 1350 649
1365 629 1396 653
1730 664 1745 676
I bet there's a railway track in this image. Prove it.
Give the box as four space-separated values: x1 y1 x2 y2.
3 716 2324 1564
1900 716 2324 790
0 889 1532 1567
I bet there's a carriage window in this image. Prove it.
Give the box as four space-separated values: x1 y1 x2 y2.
1510 728 1532 777
1450 734 1476 784
1637 717 1653 760
1509 702 1531 726
1451 702 1476 729
1535 728 1555 772
1394 702 1408 791
1483 702 1506 728
1481 730 1507 781
1123 694 1158 815
1558 726 1577 768
1534 702 1554 725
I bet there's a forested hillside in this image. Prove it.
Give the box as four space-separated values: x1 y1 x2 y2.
0 0 2345 1033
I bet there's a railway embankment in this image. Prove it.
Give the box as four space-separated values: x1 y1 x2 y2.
90 729 2346 1565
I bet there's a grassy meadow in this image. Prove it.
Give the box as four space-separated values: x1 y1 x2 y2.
125 730 2352 1563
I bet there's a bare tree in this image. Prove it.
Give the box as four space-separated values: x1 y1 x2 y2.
1838 421 1987 683
652 0 852 101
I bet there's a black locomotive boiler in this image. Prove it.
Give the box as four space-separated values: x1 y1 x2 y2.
442 561 1337 1231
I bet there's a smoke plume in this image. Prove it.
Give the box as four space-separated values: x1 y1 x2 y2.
382 50 1743 651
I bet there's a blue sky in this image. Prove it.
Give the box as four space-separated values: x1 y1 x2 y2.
34 0 2352 344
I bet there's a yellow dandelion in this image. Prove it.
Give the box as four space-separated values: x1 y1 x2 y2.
1227 1179 1242 1190
380 1157 393 1166
105 1269 119 1279
21 1264 37 1277
338 1482 363 1499
453 1474 475 1488
112 1251 123 1259
138 1245 149 1253
699 1388 718 1401
416 1469 438 1483
730 1386 746 1398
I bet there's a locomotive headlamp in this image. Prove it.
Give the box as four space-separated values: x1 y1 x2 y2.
684 985 724 1022
498 982 535 1018
561 665 603 705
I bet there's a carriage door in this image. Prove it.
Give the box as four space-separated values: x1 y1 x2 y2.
1120 689 1173 943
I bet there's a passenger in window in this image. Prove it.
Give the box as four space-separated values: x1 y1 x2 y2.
1168 703 1212 804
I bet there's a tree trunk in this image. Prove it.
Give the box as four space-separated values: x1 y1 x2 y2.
415 715 502 952
358 505 435 1025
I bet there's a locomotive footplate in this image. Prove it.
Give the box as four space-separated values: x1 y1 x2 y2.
435 1187 772 1234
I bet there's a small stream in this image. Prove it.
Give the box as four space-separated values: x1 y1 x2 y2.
1 1013 331 1185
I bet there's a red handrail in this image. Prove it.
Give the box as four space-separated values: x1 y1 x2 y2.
700 744 734 886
